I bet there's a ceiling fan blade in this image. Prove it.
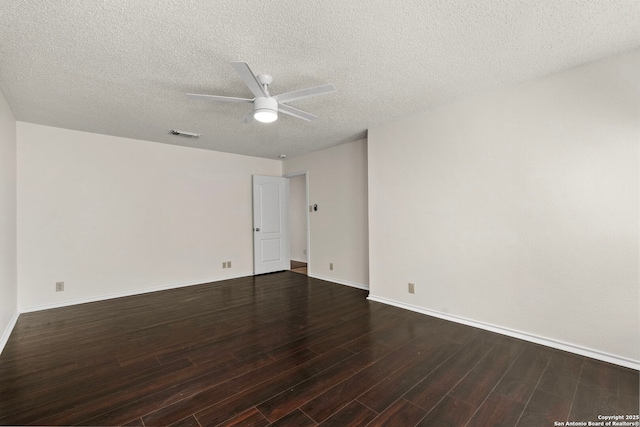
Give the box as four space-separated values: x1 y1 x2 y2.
278 104 317 121
273 84 336 104
187 93 253 103
230 62 268 98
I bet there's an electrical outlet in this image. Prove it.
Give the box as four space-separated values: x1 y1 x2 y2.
222 262 227 269
408 283 415 294
228 261 231 268
56 281 64 292
330 263 333 271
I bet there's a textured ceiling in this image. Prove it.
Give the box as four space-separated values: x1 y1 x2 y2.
0 1 638 159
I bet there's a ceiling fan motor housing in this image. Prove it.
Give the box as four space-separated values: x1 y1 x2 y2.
253 97 278 122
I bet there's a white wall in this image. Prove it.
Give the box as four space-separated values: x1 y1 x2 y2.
284 140 369 289
17 123 281 310
289 175 307 262
0 89 17 352
368 50 640 367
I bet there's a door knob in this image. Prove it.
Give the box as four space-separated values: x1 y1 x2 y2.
255 228 260 232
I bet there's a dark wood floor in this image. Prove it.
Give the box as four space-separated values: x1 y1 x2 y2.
0 272 637 426
290 260 308 275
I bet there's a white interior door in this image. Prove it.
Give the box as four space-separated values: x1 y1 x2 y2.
253 175 290 274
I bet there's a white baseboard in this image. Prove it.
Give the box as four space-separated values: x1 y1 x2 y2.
19 273 253 314
367 294 639 371
308 273 369 291
0 311 19 355
14 274 636 370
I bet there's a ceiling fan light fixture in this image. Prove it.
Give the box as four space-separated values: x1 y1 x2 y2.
253 97 278 123
254 109 277 123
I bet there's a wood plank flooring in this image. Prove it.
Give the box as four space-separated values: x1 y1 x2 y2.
290 260 308 275
0 272 637 426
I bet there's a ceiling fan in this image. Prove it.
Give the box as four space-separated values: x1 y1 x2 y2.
187 62 336 123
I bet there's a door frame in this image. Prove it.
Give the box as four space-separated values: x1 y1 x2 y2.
284 170 310 273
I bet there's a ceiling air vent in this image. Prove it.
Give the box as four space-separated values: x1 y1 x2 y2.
169 129 201 138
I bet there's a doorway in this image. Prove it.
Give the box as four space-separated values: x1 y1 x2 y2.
286 172 309 275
